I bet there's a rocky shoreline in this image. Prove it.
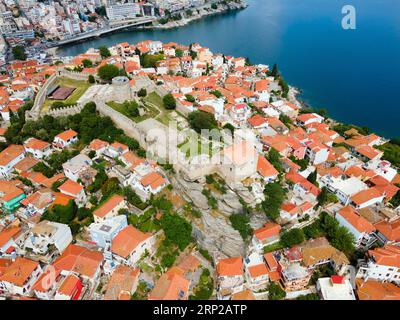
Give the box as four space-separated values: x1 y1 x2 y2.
145 1 248 30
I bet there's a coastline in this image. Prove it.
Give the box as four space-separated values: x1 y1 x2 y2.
147 1 248 30
50 1 248 56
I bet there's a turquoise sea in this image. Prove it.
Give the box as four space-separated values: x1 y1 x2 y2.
57 0 400 138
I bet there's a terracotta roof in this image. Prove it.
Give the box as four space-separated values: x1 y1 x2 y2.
24 138 50 151
248 114 268 127
351 187 383 206
52 244 103 278
0 226 21 248
93 194 125 219
0 257 39 287
0 144 24 166
254 222 281 241
149 267 190 300
368 245 400 268
177 254 201 273
374 219 400 242
14 157 39 172
111 225 152 259
231 289 256 300
89 139 109 151
356 279 400 300
140 171 166 190
58 179 83 197
257 155 278 178
222 141 257 166
216 257 243 277
55 129 78 142
57 274 81 297
248 263 269 278
32 267 61 292
300 237 349 267
104 265 140 300
337 206 375 234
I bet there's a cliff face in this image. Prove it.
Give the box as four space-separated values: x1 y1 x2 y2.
171 169 267 257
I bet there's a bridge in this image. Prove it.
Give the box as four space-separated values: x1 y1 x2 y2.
50 17 156 47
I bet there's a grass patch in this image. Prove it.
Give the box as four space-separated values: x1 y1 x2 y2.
263 241 285 253
107 100 159 123
42 77 91 112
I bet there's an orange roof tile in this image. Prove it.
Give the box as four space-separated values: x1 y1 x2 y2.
216 257 243 277
351 188 383 206
140 171 166 190
93 195 125 219
55 129 78 142
254 222 281 241
0 257 39 287
0 226 21 248
356 279 400 300
89 139 109 151
0 144 24 166
24 138 50 151
104 265 140 300
338 206 375 233
111 225 152 259
149 267 190 300
58 179 83 197
374 219 400 243
248 263 269 278
52 244 103 278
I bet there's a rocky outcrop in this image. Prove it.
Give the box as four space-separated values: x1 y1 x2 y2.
172 170 247 257
193 210 246 257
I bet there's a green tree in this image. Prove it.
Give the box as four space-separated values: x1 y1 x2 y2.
268 282 286 300
77 207 92 221
280 228 305 248
188 111 218 133
137 88 147 97
161 252 177 268
262 182 286 221
140 54 164 68
268 63 279 77
160 213 192 251
268 148 283 172
97 64 120 81
163 93 176 110
123 100 140 117
42 200 77 225
185 94 195 103
101 178 122 198
98 45 111 58
307 170 318 186
12 45 27 60
88 74 95 83
210 90 222 98
175 48 184 57
82 59 93 68
229 214 253 240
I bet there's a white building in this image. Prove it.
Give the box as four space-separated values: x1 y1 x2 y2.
357 245 400 284
24 220 72 256
0 257 42 296
335 206 376 248
111 225 156 267
320 176 367 206
53 129 78 149
88 215 128 249
23 138 52 159
106 2 141 20
0 144 25 178
62 154 93 182
316 276 356 300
